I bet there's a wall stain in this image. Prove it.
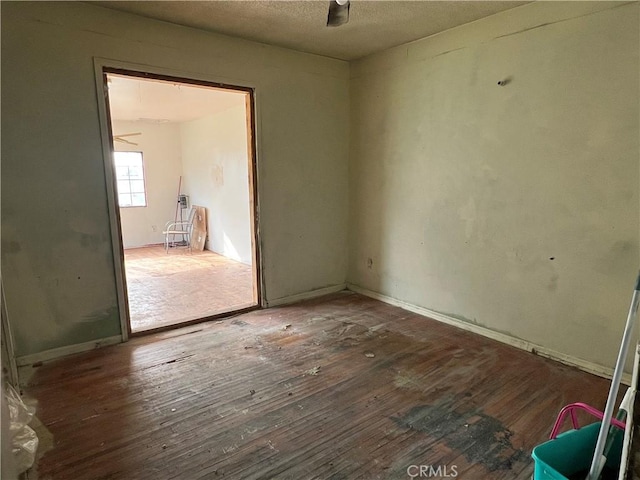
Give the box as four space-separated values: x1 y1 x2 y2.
79 233 102 249
611 240 634 255
211 165 224 187
1 240 21 253
597 239 636 275
81 305 118 324
392 403 527 472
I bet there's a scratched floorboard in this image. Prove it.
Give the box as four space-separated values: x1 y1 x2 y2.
25 291 614 480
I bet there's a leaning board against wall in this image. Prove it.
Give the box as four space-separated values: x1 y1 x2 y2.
191 206 207 251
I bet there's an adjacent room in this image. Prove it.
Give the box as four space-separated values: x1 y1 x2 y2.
107 73 259 333
1 1 638 479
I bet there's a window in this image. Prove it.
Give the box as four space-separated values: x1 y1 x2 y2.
114 151 147 207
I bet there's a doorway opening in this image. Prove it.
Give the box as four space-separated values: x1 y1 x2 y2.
102 69 261 334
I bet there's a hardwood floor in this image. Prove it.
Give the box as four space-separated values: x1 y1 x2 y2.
124 246 255 333
24 292 615 479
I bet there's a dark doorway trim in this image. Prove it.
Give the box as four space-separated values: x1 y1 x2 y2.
94 59 263 339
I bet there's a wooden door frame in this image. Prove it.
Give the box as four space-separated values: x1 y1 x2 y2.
93 58 264 339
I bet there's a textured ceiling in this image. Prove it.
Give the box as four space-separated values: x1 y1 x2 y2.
107 74 246 123
93 1 529 61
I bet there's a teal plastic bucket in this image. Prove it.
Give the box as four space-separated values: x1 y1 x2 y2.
532 422 623 480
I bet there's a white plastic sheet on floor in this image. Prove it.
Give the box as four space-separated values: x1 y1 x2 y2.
4 382 38 474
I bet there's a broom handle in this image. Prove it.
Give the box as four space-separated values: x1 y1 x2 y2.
174 176 182 224
587 271 640 480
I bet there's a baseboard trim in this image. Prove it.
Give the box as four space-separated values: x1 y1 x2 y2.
266 284 347 308
16 335 123 367
347 283 630 385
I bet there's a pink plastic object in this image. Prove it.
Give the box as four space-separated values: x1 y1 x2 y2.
549 402 626 440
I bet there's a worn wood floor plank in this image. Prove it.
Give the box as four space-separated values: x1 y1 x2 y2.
24 291 615 479
124 246 255 332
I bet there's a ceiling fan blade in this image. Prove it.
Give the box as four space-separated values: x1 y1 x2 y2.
114 132 141 138
114 132 141 146
327 0 349 27
114 137 138 146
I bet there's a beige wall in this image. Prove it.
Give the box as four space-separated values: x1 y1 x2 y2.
1 2 349 356
115 107 252 257
348 2 639 370
112 120 184 249
2 0 637 374
181 103 253 264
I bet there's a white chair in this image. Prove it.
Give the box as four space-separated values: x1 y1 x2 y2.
163 207 196 253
